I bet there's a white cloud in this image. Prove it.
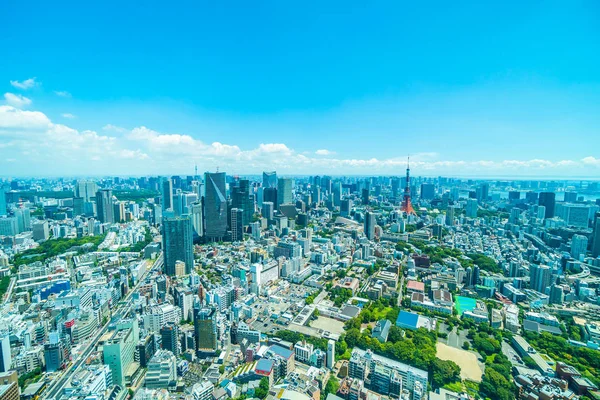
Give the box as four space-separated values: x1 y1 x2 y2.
10 78 38 90
2 104 600 177
54 90 71 98
4 93 32 108
0 106 51 130
61 113 76 119
315 149 335 156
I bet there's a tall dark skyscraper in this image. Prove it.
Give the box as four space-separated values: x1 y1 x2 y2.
592 212 600 258
162 215 194 276
204 172 227 242
476 183 489 203
231 179 254 226
162 178 173 211
364 210 376 240
539 192 556 219
230 208 243 242
194 305 217 352
160 323 180 356
95 189 114 223
420 183 435 200
262 171 277 188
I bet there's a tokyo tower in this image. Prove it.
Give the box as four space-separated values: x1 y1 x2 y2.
400 157 416 215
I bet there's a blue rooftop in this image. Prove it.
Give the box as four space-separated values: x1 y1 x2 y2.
269 345 293 359
396 310 419 328
255 359 275 373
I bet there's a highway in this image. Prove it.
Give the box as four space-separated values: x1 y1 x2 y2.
42 254 163 400
2 277 16 305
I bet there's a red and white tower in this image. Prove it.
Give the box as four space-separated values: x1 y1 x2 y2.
400 157 416 215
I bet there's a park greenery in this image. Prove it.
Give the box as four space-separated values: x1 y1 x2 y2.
0 276 11 299
13 234 106 267
113 189 159 202
304 290 321 305
329 287 353 307
524 331 600 386
322 375 340 400
479 354 515 400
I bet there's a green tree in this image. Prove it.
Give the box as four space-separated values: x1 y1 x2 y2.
430 359 461 388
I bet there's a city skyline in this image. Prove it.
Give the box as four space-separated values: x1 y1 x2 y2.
1 1 599 177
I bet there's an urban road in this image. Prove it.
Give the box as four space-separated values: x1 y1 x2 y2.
42 254 164 400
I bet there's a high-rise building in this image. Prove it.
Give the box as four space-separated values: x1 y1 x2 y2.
261 202 274 222
190 201 203 238
277 178 292 210
445 206 455 226
0 335 11 372
592 212 600 258
525 192 539 204
95 189 114 224
564 192 578 203
0 187 7 217
326 339 335 369
466 198 478 218
231 179 254 226
76 181 98 202
194 306 217 353
162 215 194 276
364 211 376 240
420 183 435 200
162 179 173 211
144 350 177 389
571 234 588 260
103 319 139 386
262 171 277 189
538 192 556 219
476 183 489 203
160 323 180 356
230 208 243 242
204 172 227 242
32 220 49 241
529 264 552 294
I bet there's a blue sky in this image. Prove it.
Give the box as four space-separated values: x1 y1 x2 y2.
1 0 599 177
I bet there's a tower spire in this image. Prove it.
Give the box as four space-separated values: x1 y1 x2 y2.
400 155 416 215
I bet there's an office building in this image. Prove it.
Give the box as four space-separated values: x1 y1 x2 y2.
593 212 600 258
162 215 194 276
0 187 7 217
539 192 556 219
0 336 10 373
0 217 18 237
76 181 98 202
277 178 293 210
364 211 376 240
32 221 49 241
160 323 180 356
231 208 244 242
144 350 177 389
231 179 254 226
204 172 227 242
194 306 217 353
529 264 552 294
0 371 18 400
464 198 477 218
95 189 114 224
190 201 203 237
476 183 489 203
571 234 588 260
103 319 139 386
263 171 277 188
162 179 173 211
420 183 435 200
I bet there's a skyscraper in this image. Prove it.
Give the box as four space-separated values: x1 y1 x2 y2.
231 179 254 226
162 178 173 211
400 158 416 215
466 198 478 218
476 183 489 203
162 215 194 276
190 201 203 238
194 306 217 353
0 335 11 372
420 183 435 200
230 208 243 242
0 186 7 217
277 178 292 210
95 189 114 223
529 264 552 293
262 171 277 188
204 172 227 242
160 323 180 356
75 180 98 202
592 212 600 258
538 192 556 219
326 339 335 369
364 211 376 240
